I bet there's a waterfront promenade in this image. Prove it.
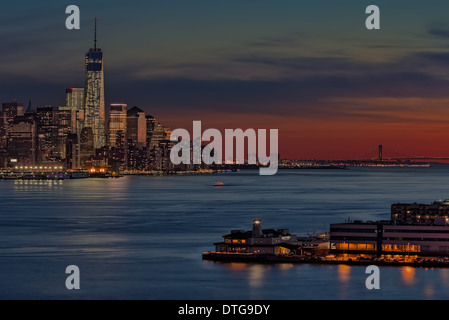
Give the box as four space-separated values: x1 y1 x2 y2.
202 252 449 269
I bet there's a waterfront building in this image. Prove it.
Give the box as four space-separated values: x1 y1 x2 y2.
83 18 106 149
329 200 449 258
213 219 301 255
90 146 109 169
330 219 449 257
109 131 127 172
127 142 149 172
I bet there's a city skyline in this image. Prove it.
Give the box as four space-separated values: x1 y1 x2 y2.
3 2 449 159
0 18 177 172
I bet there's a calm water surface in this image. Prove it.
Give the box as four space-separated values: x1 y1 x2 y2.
2 166 449 299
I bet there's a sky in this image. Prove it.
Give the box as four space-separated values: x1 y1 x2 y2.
2 1 449 159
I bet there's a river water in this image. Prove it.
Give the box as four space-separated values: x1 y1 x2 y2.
2 166 449 299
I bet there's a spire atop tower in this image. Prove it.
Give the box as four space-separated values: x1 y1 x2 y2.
94 16 97 50
26 99 33 114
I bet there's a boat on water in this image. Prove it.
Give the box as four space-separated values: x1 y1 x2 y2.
214 181 225 187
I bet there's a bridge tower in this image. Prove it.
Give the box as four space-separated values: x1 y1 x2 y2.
378 145 383 161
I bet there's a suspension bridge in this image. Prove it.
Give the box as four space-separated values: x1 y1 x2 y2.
351 145 449 161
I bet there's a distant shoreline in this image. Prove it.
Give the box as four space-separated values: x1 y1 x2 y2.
0 168 236 180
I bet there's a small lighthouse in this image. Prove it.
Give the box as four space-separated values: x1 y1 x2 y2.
252 219 262 237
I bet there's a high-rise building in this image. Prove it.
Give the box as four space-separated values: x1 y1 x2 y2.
84 17 106 150
145 115 174 171
149 122 171 149
109 129 127 172
55 106 73 160
108 104 127 148
8 116 37 166
66 133 80 169
0 110 5 152
145 115 157 148
127 142 149 171
127 106 146 148
2 101 24 140
66 88 84 135
149 140 173 172
0 109 6 167
36 106 57 162
391 200 449 225
79 127 94 167
36 106 72 163
66 88 84 111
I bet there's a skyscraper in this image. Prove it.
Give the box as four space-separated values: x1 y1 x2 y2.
127 106 146 148
108 104 127 148
36 106 73 163
66 88 84 111
84 17 106 149
8 116 37 166
66 133 80 169
66 88 84 135
2 101 24 138
108 104 128 172
36 106 57 162
2 101 25 165
80 127 94 166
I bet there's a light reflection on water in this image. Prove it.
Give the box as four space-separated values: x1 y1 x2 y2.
3 167 449 299
337 265 351 284
248 265 265 288
400 267 416 286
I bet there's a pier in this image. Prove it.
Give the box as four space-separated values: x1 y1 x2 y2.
205 217 449 270
0 167 68 180
202 252 449 269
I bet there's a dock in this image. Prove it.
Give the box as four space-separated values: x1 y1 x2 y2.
202 252 449 268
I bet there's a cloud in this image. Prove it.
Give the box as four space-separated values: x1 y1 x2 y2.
248 34 307 48
102 68 449 123
428 27 449 39
4 19 449 129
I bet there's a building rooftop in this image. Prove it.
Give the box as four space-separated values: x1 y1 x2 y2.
127 106 144 116
224 228 292 239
